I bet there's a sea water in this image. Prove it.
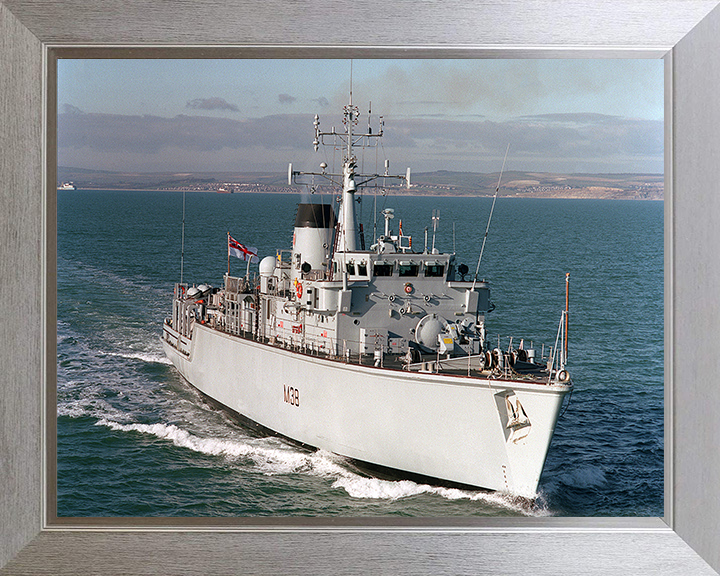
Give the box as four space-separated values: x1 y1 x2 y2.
57 190 663 517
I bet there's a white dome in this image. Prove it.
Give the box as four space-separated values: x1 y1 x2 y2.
259 256 276 277
419 318 444 348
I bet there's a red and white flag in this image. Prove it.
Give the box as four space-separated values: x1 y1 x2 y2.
228 235 259 263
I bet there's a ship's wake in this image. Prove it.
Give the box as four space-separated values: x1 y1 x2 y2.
330 473 549 516
57 320 548 517
93 417 549 516
101 350 173 365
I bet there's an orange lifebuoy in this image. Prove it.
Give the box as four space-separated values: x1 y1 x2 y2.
404 282 413 294
296 282 303 299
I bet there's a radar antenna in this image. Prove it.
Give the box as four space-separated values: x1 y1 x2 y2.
286 68 411 255
431 210 440 253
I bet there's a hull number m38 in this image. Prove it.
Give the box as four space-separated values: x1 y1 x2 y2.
284 385 300 407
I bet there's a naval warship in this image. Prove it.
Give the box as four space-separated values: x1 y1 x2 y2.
162 97 573 498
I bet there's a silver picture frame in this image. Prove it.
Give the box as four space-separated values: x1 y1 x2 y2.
2 1 720 574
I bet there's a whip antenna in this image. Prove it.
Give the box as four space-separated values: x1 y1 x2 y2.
180 189 186 284
472 143 509 290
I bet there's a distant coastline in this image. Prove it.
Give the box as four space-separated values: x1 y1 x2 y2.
57 167 663 201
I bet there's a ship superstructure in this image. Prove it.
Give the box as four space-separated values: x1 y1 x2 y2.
162 96 572 498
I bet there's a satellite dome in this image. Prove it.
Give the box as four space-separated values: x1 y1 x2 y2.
259 256 276 277
415 314 447 349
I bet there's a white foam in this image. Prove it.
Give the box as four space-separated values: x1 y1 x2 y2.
96 419 313 473
57 400 93 419
331 475 548 516
105 351 172 365
58 397 129 422
332 476 428 500
94 419 549 515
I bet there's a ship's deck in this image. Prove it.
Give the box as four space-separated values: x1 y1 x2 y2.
206 323 560 386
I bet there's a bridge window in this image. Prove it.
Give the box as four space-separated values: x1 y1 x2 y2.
373 262 393 276
424 263 445 277
398 262 419 277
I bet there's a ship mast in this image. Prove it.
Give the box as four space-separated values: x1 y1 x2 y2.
288 86 411 256
337 96 360 252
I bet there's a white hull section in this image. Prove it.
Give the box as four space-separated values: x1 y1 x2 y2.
163 323 569 498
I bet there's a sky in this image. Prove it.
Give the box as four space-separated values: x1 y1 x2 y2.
57 59 664 174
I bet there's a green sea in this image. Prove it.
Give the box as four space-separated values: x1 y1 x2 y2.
57 190 663 517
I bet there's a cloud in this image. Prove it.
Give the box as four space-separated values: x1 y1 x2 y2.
186 97 239 112
315 97 330 107
56 109 662 173
58 110 311 154
381 114 663 171
519 113 619 124
278 93 296 105
346 60 663 123
347 62 548 116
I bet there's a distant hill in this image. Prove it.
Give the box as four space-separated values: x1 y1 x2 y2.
57 167 663 200
57 167 289 191
410 170 662 199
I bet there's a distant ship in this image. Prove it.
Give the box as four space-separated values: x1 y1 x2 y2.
58 182 76 190
162 96 572 498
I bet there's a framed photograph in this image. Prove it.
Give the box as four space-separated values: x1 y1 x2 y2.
51 56 664 519
2 1 720 574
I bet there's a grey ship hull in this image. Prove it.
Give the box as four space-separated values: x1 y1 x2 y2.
162 322 570 498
